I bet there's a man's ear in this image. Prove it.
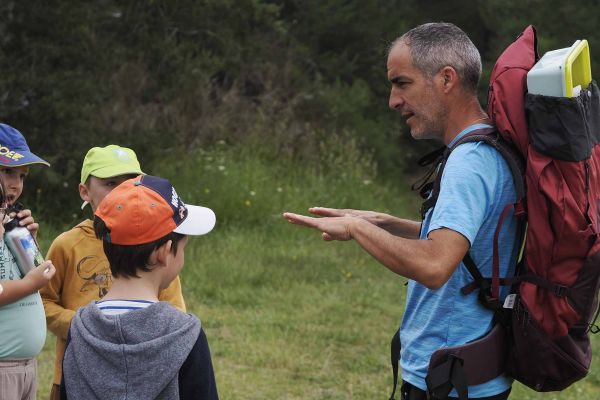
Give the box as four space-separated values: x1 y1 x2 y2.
154 240 173 266
438 66 459 94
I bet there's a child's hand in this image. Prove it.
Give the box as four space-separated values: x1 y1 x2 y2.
23 260 55 291
10 208 39 238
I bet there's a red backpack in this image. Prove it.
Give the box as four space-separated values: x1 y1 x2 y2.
488 25 600 390
390 26 600 400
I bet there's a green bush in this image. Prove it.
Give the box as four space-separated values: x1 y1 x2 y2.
2 0 600 224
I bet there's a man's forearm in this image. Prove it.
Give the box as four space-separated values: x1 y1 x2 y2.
282 210 461 287
377 214 421 239
349 218 466 289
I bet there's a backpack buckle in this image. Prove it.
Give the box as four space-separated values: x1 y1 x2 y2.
478 289 501 312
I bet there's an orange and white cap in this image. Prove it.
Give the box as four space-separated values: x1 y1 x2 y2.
95 175 215 245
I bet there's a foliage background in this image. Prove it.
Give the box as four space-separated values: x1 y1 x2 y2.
1 0 599 222
1 1 600 398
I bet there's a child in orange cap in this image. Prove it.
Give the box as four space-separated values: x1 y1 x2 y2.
61 175 218 400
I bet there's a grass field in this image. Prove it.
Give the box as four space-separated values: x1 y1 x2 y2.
34 141 600 399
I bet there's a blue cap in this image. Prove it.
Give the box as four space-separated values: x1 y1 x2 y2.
0 124 50 167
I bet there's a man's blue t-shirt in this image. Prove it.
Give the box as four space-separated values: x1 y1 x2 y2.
400 124 518 397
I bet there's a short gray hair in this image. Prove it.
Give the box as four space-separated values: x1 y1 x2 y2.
390 22 482 94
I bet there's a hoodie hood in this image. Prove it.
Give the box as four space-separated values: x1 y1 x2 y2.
74 219 97 238
63 301 200 399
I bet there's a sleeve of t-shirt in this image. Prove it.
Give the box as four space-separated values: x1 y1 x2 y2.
427 142 500 245
179 328 219 400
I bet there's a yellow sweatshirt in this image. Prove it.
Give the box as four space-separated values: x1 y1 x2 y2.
40 219 186 385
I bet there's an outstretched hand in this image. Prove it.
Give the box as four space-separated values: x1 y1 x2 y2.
283 211 358 241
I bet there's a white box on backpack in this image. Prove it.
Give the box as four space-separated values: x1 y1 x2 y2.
527 39 591 97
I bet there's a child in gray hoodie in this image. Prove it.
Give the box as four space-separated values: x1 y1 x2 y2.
60 175 218 400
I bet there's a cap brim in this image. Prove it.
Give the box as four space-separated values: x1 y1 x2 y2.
0 151 50 167
174 205 216 236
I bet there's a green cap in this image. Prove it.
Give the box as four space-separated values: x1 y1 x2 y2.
80 145 143 184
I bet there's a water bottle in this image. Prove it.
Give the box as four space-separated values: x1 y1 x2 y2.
4 217 45 276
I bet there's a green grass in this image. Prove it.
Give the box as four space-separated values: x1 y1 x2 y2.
34 142 600 399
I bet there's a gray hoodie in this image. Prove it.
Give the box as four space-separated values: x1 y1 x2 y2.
63 301 201 399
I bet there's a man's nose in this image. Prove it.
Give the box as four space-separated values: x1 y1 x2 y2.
389 88 404 110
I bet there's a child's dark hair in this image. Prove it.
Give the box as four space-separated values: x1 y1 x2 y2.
94 215 185 278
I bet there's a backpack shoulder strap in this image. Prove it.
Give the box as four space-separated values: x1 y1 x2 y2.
456 130 525 201
420 127 526 305
420 127 525 219
420 129 526 396
392 129 525 399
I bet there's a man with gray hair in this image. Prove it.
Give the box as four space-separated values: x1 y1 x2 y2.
284 22 517 399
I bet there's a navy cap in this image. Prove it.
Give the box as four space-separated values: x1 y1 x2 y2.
0 124 50 167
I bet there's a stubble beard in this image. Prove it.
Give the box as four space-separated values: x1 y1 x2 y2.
408 86 447 142
409 110 446 142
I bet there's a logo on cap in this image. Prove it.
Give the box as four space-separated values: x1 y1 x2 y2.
171 187 180 208
113 148 133 161
0 145 25 161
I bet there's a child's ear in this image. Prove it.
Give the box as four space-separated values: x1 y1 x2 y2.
79 183 90 202
155 240 173 266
